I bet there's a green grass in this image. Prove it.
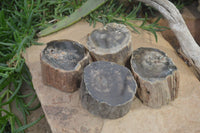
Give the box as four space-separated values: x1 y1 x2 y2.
0 0 190 132
0 0 83 132
39 0 168 41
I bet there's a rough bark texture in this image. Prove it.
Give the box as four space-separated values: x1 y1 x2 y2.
137 0 200 78
86 23 133 65
131 47 179 108
80 61 137 119
40 40 90 92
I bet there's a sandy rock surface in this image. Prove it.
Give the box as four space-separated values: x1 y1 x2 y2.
24 21 200 133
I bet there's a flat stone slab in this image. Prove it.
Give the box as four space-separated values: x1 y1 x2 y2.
24 21 200 133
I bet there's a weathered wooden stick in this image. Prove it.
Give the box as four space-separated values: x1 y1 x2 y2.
130 47 179 108
137 0 200 78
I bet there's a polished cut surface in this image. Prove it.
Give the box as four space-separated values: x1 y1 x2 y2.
90 25 127 49
131 47 177 80
88 23 130 52
84 61 136 106
42 40 85 70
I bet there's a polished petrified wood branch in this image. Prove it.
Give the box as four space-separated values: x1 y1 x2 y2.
130 47 179 108
80 61 137 119
40 40 90 92
86 23 133 65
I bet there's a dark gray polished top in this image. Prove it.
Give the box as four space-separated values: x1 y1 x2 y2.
131 47 177 80
42 40 85 70
88 23 130 50
84 61 137 106
90 28 127 49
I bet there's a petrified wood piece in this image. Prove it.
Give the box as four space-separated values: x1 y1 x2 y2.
130 47 179 108
80 61 137 119
86 23 132 65
40 40 90 92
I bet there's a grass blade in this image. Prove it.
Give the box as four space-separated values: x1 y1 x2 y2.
0 79 22 107
0 123 7 133
38 0 108 37
0 108 14 116
0 42 14 46
15 115 44 133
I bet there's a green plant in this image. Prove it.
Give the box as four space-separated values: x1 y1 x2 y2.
0 0 84 132
86 1 168 41
39 0 168 41
170 0 197 10
38 0 107 36
0 0 45 132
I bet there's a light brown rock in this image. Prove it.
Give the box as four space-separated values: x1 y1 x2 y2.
24 21 200 133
